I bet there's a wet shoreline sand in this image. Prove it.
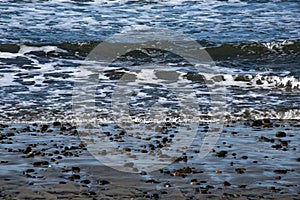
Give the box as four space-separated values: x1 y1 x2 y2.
0 120 299 199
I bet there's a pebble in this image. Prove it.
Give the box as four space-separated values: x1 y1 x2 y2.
222 181 231 187
235 168 246 174
68 174 80 181
71 166 80 173
190 179 199 185
172 171 186 178
252 120 263 126
164 183 171 188
80 179 91 184
275 176 281 180
273 169 288 174
233 193 240 198
53 121 61 126
33 161 49 167
241 156 248 159
40 124 49 132
98 180 110 185
215 151 228 158
276 131 286 137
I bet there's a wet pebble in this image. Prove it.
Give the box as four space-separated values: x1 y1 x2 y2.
222 181 231 187
215 151 228 158
53 121 61 126
68 174 80 181
276 131 286 137
235 168 246 174
80 179 91 184
172 171 186 178
98 180 110 185
40 124 49 132
273 169 288 174
33 161 49 167
71 166 80 173
275 176 281 180
190 179 199 185
164 183 171 188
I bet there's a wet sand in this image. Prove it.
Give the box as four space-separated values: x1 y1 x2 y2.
0 120 299 199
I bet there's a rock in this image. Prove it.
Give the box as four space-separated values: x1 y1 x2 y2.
215 151 228 158
178 166 192 173
233 193 240 198
276 131 286 137
235 168 246 174
190 179 199 185
241 156 248 160
53 121 61 126
123 147 131 152
80 179 91 184
164 183 171 188
33 161 49 167
259 136 271 142
272 144 282 149
275 176 281 180
68 174 80 181
40 124 49 132
222 181 231 187
172 171 186 178
71 166 80 173
234 76 250 82
280 141 288 146
273 169 288 174
98 180 110 185
252 120 263 126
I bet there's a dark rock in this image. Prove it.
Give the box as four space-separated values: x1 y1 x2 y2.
53 121 61 126
272 144 282 149
40 124 49 132
276 131 286 137
80 179 91 184
222 181 231 187
235 168 246 174
68 174 80 181
178 166 193 173
252 120 263 127
234 76 251 82
71 166 80 173
273 169 288 174
33 161 49 167
215 151 228 158
259 136 271 142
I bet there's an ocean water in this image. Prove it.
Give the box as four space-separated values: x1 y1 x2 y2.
0 0 299 123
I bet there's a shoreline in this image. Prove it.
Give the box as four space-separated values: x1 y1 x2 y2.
0 120 299 199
